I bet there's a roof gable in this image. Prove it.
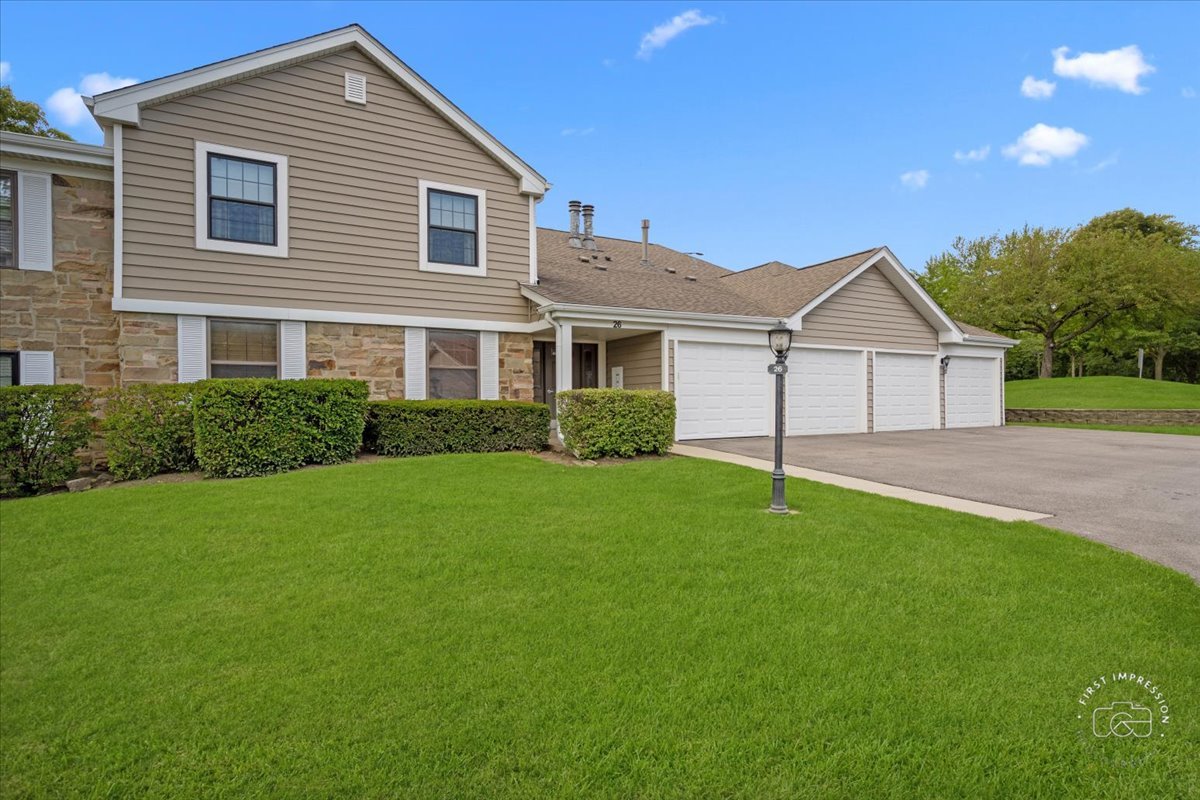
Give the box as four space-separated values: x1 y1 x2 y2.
88 25 548 196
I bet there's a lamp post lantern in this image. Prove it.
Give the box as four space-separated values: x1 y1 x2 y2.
767 321 793 514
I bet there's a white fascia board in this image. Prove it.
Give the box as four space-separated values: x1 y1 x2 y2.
0 131 113 170
89 25 548 197
112 296 546 334
790 247 961 340
525 297 781 331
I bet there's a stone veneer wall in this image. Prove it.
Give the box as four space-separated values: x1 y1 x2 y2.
499 332 533 402
118 313 178 384
1006 408 1200 425
1 175 117 386
306 322 406 400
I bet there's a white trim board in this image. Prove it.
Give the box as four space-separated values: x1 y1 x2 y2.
113 295 547 333
88 25 549 196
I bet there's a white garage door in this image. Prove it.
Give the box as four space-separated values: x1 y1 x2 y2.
945 357 999 428
675 342 772 440
788 348 865 435
873 353 936 432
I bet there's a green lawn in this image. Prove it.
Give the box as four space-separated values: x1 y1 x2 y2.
1012 422 1200 436
2 455 1198 798
1006 376 1200 409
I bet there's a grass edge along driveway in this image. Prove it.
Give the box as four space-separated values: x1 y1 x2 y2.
2 454 1198 798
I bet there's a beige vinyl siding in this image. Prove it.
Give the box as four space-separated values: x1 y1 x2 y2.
607 332 662 390
121 48 531 322
795 267 937 351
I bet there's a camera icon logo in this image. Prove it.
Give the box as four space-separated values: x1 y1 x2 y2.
1092 701 1153 738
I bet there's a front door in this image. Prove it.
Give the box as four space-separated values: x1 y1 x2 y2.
533 341 599 417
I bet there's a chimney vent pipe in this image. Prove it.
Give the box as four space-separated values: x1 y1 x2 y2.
567 201 582 248
640 219 650 265
581 204 596 250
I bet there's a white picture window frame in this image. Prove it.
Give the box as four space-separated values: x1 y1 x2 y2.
195 141 289 258
418 179 486 277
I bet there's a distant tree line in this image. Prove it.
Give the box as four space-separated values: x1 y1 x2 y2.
918 209 1200 382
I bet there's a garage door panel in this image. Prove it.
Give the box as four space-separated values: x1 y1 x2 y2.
946 357 998 428
788 349 864 435
676 342 772 439
873 353 936 432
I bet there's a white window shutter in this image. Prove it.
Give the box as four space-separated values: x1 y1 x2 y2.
405 327 426 399
480 331 499 399
279 321 307 379
19 351 54 385
18 172 53 271
177 315 208 382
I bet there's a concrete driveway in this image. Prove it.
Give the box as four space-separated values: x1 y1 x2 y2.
692 427 1200 581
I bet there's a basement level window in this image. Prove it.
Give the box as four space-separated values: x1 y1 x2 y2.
209 319 279 378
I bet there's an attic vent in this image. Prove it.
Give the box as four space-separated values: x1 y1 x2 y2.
344 72 367 104
578 255 590 263
665 267 677 274
685 275 698 282
593 264 608 271
604 255 612 261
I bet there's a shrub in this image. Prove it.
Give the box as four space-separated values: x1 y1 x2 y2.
366 400 549 457
556 389 676 459
0 385 94 496
192 379 368 478
102 384 197 480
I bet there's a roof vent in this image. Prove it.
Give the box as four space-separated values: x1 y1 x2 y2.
593 264 608 271
685 275 698 282
578 255 590 263
604 255 612 261
665 267 676 274
344 73 367 104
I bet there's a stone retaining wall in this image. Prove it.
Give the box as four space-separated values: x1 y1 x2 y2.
1006 408 1200 425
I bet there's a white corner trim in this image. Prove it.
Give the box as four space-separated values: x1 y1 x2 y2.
113 296 545 333
418 178 486 277
660 331 670 391
194 141 289 258
528 195 539 284
113 124 124 299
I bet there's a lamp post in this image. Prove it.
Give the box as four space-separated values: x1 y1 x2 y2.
767 321 793 514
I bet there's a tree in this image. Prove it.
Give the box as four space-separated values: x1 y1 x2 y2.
927 226 1170 378
0 85 73 140
1078 209 1200 379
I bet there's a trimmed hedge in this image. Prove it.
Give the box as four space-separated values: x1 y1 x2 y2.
0 385 94 496
366 400 549 457
102 384 197 480
557 389 676 459
192 379 368 478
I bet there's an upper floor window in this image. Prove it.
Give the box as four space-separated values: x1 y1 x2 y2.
209 155 276 245
418 180 486 277
195 142 288 258
0 171 15 269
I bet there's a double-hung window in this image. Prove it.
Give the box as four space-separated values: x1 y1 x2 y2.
209 319 279 378
427 330 479 399
0 171 15 269
208 155 276 245
195 142 288 257
0 351 17 386
419 180 486 276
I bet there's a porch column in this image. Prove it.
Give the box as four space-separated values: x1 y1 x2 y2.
555 322 573 396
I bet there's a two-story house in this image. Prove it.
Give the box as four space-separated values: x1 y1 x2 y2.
1 24 1013 442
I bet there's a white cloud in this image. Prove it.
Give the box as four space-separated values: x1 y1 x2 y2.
1020 75 1056 99
1002 123 1089 167
899 169 930 190
953 145 990 163
0 62 10 82
1052 45 1155 94
46 72 138 126
1183 87 1197 99
636 9 717 59
561 127 595 137
1086 152 1119 173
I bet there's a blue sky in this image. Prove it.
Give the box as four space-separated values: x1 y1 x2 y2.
2 1 1197 271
